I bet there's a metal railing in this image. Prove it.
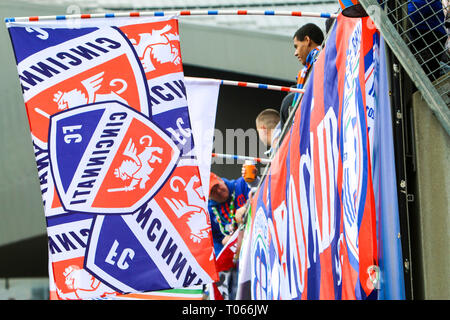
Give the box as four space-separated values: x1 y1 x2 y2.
360 0 450 136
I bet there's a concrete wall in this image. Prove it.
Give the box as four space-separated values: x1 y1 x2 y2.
412 90 450 300
0 0 69 248
179 21 299 82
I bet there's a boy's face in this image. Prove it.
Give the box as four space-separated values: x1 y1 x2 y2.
256 123 271 147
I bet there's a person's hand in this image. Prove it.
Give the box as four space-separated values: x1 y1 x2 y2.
234 206 247 224
221 234 231 245
241 164 258 178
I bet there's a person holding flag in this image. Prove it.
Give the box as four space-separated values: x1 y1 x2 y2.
207 172 251 299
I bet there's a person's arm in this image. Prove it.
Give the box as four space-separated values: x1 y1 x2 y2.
234 205 247 224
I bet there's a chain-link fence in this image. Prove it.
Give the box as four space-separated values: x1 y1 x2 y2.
382 0 449 102
361 0 450 136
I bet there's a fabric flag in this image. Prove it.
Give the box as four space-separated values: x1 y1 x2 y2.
6 15 219 299
245 13 394 300
46 76 221 300
236 190 263 300
208 282 225 300
97 75 221 301
206 228 239 300
184 77 221 199
370 38 405 300
215 228 240 273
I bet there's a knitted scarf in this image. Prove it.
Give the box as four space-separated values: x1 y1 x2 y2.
292 46 321 106
211 190 237 236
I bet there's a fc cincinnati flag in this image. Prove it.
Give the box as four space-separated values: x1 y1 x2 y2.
6 15 218 299
244 14 385 300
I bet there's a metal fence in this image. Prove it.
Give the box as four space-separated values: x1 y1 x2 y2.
386 1 448 92
360 0 450 135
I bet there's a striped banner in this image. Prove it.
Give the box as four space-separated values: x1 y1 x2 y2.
219 79 304 94
241 13 387 300
6 14 219 299
185 76 305 94
212 153 271 165
5 9 338 22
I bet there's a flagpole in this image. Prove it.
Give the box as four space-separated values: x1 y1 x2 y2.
211 153 271 165
5 10 337 22
220 79 304 94
185 76 305 94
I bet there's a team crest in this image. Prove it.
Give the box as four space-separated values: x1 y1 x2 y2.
49 101 180 214
131 24 181 74
53 71 128 111
19 26 153 144
120 19 183 79
53 259 118 300
156 166 212 245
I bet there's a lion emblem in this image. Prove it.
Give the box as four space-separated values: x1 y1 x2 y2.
164 175 211 243
130 24 181 73
186 210 212 244
108 135 163 193
53 72 128 111
56 265 116 300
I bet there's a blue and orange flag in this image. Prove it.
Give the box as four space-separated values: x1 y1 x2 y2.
6 15 218 299
244 14 389 300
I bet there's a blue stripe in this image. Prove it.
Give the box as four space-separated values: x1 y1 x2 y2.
5 17 15 22
376 37 406 299
46 213 94 227
264 10 275 15
208 10 218 15
321 13 331 18
105 13 115 18
155 11 164 16
56 15 66 20
258 84 268 89
8 26 98 64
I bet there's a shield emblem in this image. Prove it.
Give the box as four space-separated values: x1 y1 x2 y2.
49 101 180 214
21 26 152 144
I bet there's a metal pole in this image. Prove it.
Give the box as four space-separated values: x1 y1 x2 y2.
5 10 338 22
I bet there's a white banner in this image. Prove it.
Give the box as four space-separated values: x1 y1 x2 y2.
185 77 221 198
